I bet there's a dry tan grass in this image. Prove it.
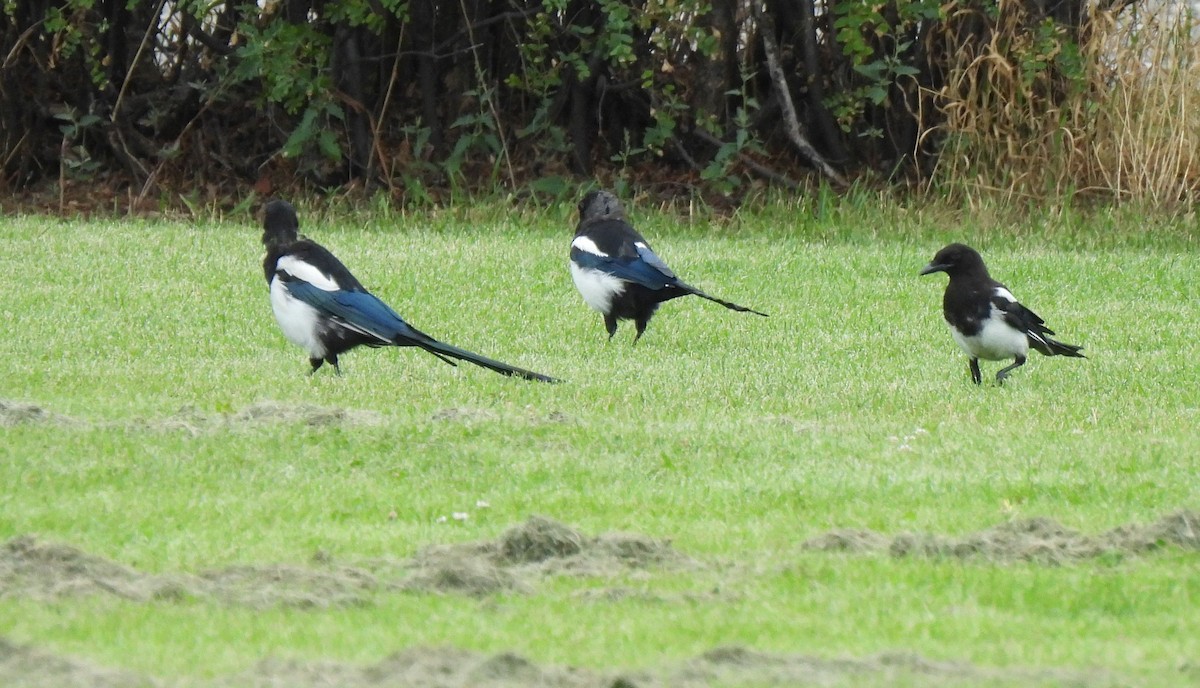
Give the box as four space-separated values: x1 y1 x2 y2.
923 0 1200 208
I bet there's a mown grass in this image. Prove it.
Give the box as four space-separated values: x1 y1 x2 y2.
1 199 1198 683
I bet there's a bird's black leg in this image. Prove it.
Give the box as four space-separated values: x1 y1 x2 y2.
309 358 324 375
327 355 342 376
995 356 1026 385
632 305 657 345
604 314 618 340
969 358 982 385
633 317 650 344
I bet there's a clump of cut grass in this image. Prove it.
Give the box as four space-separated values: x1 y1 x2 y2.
802 511 1200 565
924 0 1200 209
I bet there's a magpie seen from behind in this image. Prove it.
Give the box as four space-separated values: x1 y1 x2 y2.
920 243 1084 385
569 189 767 341
261 199 559 382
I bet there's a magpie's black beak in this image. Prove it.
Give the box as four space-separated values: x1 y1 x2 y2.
919 262 949 276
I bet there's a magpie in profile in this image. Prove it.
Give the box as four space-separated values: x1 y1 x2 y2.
569 189 767 341
920 243 1085 384
260 200 558 382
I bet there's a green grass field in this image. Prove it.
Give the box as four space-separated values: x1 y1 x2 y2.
1 200 1198 686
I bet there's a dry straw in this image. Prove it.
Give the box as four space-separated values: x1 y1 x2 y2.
922 0 1200 207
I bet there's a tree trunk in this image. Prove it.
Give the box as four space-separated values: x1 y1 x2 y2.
334 23 373 180
412 0 444 152
796 0 848 162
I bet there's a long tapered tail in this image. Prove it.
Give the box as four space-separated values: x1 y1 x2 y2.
683 283 768 317
412 336 560 383
1029 333 1085 358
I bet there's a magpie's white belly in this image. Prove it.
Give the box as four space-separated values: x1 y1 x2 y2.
569 261 625 313
950 312 1028 361
270 278 327 358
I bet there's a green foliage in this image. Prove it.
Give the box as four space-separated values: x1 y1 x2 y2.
446 88 508 189
54 110 103 179
395 123 439 207
282 102 345 162
325 0 409 30
232 20 333 114
597 0 637 66
700 103 761 195
1018 17 1086 97
828 0 942 136
4 0 1191 206
41 1 111 91
215 10 346 170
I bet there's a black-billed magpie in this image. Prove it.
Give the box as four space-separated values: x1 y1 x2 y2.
920 243 1085 384
569 189 767 341
261 199 558 382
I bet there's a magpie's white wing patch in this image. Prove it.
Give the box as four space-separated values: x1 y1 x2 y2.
993 286 1017 303
276 255 340 291
571 235 609 258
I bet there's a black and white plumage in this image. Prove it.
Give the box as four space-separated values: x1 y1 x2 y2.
920 243 1085 384
568 190 767 341
260 199 558 382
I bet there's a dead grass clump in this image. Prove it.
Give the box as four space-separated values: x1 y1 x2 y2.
799 529 890 553
402 556 526 597
217 646 600 688
198 564 386 608
0 517 687 607
464 653 546 684
139 402 383 433
1104 509 1200 552
1 399 383 434
0 536 391 608
925 0 1200 207
0 636 1127 688
0 536 151 601
594 532 681 567
677 645 1111 687
0 400 65 427
889 517 1106 565
802 510 1200 565
498 515 585 564
0 637 158 688
232 401 383 427
1084 4 1200 207
408 516 691 593
431 407 500 423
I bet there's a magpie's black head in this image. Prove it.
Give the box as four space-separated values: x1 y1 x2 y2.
577 189 625 224
920 243 989 279
262 199 300 248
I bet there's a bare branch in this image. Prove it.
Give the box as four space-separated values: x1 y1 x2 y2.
180 12 234 56
753 4 848 187
689 128 802 191
112 0 169 127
